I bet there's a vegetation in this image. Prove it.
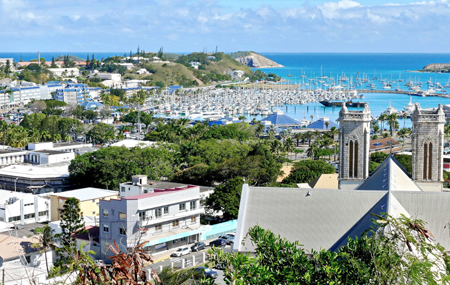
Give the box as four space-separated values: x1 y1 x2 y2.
282 160 336 184
205 177 243 220
208 214 450 284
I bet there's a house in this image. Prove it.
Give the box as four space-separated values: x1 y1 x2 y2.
0 190 50 225
0 233 54 284
118 63 134 70
88 72 121 83
190 61 201 69
74 226 101 259
136 68 149 75
47 68 80 77
370 137 400 153
50 188 117 221
99 177 203 257
229 70 245 80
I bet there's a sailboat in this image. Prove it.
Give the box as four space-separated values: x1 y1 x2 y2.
445 75 450 88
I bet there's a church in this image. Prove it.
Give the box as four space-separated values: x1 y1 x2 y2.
233 103 450 253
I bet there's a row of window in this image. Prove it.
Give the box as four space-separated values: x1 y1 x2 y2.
103 202 197 220
102 216 197 235
7 211 48 222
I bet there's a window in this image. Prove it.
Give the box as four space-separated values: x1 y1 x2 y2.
92 199 96 203
172 219 179 227
155 208 162 218
190 201 196 210
191 216 196 223
103 224 109 233
119 212 126 220
9 216 20 222
179 203 186 211
102 209 109 217
155 223 162 231
181 237 186 242
139 211 146 221
119 227 126 235
24 213 35 219
164 206 169 215
121 187 125 192
38 211 48 217
24 203 34 207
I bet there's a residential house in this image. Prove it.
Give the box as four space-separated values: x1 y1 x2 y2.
47 68 80 77
50 188 117 221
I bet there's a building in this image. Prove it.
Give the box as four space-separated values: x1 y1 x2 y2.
229 70 245 80
338 103 371 189
99 177 202 257
0 58 13 66
118 63 134 70
306 117 339 130
233 103 449 257
0 233 54 284
47 68 80 77
411 103 445 192
370 137 400 153
50 188 117 221
54 84 90 105
190 61 201 69
0 190 50 224
74 226 101 259
88 72 121 82
0 163 71 193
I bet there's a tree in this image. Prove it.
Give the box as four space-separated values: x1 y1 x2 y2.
208 214 450 284
58 197 86 247
32 225 56 274
30 100 47 113
205 177 243 220
388 113 399 137
282 159 335 184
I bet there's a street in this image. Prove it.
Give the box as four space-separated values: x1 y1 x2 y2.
147 245 231 284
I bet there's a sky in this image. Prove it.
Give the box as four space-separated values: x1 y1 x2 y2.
0 0 449 53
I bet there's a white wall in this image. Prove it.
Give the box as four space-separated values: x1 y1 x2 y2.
0 192 50 224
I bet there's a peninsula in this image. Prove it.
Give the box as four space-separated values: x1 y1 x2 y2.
417 63 450 73
229 51 284 68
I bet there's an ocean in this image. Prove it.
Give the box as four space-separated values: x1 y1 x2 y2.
2 51 450 127
254 53 450 128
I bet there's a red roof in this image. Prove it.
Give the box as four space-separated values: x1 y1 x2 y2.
123 185 198 200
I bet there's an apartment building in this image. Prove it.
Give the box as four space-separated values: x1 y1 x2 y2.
99 176 202 258
0 190 50 225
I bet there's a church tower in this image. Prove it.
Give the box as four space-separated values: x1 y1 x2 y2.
411 103 445 192
338 103 371 190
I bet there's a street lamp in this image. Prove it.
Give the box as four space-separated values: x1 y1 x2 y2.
14 177 18 192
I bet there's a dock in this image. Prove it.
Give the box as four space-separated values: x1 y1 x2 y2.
359 89 449 98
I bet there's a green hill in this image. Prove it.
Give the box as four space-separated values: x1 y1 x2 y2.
55 55 85 62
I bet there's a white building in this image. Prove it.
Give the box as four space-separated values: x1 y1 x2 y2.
47 68 80 77
229 70 245 80
118 63 134 70
0 58 13 66
88 72 121 82
100 175 203 257
190 61 201 69
0 190 50 224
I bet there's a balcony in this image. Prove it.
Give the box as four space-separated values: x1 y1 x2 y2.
138 208 203 227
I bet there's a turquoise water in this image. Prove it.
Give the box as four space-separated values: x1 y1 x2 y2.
254 53 450 128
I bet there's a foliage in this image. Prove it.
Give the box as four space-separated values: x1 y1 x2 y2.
282 159 335 184
86 123 116 144
69 145 175 189
205 177 243 220
371 151 389 163
209 214 450 284
394 154 412 174
369 161 381 173
32 225 56 274
58 197 86 247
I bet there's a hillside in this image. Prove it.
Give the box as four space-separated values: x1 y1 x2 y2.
229 51 284 68
55 55 85 62
419 63 450 73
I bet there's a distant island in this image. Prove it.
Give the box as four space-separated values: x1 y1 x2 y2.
417 63 450 73
229 51 284 68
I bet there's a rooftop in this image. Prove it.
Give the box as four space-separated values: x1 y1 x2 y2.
123 185 198 200
51 188 117 201
0 163 70 179
0 233 38 261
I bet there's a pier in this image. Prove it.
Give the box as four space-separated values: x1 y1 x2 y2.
359 89 449 98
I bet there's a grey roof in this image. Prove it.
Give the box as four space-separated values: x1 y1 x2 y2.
357 155 422 191
235 186 450 253
236 187 387 253
51 188 117 201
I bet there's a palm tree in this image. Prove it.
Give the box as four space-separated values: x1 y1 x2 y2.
32 225 55 274
294 133 302 147
387 113 399 137
41 130 52 141
325 121 330 130
310 114 314 122
304 131 314 146
53 133 62 143
284 137 295 154
379 113 387 135
306 142 319 160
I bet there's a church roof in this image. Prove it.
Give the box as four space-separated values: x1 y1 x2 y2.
260 110 301 126
357 155 422 191
234 186 450 254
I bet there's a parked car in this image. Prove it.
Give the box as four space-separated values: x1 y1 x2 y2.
191 242 206 252
209 239 226 247
226 233 235 238
218 235 234 245
194 267 218 279
171 247 191 257
214 262 227 270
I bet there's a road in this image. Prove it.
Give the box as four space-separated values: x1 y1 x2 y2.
147 245 231 284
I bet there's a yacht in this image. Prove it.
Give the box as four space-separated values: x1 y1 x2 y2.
403 97 414 115
381 101 398 115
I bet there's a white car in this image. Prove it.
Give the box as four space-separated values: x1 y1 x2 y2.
171 247 191 257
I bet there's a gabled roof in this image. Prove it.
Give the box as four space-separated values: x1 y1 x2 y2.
261 110 300 126
356 155 422 191
234 186 450 254
370 137 399 151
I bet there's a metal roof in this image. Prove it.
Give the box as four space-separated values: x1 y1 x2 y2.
306 117 339 130
260 110 300 126
51 188 117 201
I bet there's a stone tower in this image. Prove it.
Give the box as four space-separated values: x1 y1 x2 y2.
411 103 445 192
338 103 371 190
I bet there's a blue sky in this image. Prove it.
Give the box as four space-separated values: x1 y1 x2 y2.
0 0 449 53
